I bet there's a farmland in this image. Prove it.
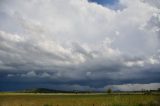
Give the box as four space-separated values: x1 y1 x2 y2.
0 93 159 106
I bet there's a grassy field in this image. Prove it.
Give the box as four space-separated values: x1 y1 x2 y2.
0 93 159 106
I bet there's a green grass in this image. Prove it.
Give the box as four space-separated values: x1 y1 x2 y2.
0 93 159 106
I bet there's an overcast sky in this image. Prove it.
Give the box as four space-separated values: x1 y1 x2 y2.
0 0 160 91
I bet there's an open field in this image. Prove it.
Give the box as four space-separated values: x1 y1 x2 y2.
0 93 159 106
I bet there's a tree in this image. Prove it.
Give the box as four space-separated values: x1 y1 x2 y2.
106 88 112 93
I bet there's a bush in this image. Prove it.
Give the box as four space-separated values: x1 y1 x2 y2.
106 88 112 93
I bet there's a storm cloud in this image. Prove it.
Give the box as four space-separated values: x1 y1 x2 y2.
0 0 160 91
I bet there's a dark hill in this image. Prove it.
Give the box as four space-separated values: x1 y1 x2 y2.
18 88 69 93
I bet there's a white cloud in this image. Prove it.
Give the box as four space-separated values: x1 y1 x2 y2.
8 71 52 78
40 72 51 78
104 83 160 91
21 71 37 77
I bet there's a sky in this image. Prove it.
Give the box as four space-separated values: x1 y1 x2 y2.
89 0 118 5
0 0 160 91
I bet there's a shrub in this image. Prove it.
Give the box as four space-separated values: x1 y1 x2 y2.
106 88 112 93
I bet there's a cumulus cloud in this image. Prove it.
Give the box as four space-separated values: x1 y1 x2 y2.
0 0 160 91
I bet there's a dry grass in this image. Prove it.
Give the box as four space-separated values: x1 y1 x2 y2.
0 93 159 106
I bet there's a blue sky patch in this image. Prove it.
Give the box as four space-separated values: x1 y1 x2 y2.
89 0 119 5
